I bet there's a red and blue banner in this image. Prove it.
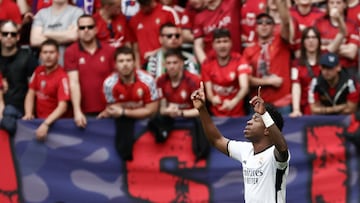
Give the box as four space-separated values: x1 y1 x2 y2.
2 115 360 202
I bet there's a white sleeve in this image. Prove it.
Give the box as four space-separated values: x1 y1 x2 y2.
275 150 291 170
228 140 252 163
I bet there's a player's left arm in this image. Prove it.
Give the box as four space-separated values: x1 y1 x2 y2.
267 124 289 162
251 87 289 162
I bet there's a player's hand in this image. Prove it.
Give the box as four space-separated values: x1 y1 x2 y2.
249 86 266 115
191 81 206 110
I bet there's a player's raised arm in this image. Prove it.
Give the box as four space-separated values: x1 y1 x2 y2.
191 82 229 155
249 86 289 162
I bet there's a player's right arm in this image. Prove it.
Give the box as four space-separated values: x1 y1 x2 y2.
191 82 230 155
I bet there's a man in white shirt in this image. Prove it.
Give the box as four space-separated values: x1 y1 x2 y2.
191 84 290 203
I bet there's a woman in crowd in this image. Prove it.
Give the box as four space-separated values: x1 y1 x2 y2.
289 27 322 117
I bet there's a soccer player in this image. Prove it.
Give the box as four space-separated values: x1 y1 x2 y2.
191 84 290 203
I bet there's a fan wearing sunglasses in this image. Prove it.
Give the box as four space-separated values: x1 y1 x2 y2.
64 15 115 128
0 20 38 136
146 22 199 79
240 0 296 115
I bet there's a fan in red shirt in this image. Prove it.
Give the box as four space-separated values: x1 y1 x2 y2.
0 0 22 25
314 0 360 75
65 15 115 128
184 0 206 30
241 3 294 115
129 0 179 67
289 0 325 31
193 0 241 64
23 39 71 141
93 0 133 48
156 48 201 117
148 48 210 159
98 46 160 161
290 27 322 117
159 0 193 43
241 0 267 47
347 0 360 26
202 29 250 117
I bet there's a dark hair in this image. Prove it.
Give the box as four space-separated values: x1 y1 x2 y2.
213 28 231 40
265 103 284 131
159 22 178 33
114 46 135 60
299 27 321 66
325 0 348 19
40 39 59 51
138 0 151 6
77 14 96 26
164 48 185 60
100 0 114 6
256 13 275 24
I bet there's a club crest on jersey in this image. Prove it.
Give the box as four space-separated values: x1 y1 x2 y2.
137 23 143 30
40 80 46 89
180 90 187 100
258 157 264 166
137 88 144 98
229 72 236 80
155 18 160 25
79 57 86 65
259 2 265 10
100 56 105 62
181 15 189 25
117 25 122 32
118 94 125 100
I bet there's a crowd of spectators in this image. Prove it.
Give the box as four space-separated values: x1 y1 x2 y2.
1 0 360 158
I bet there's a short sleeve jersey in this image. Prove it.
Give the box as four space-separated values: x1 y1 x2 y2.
193 0 242 54
0 0 22 24
28 66 70 118
289 6 325 31
93 12 133 48
156 70 200 110
228 141 290 203
241 34 292 105
102 69 160 108
290 60 321 114
314 17 360 68
201 52 251 116
64 41 115 113
240 0 267 43
347 3 360 27
129 3 179 65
